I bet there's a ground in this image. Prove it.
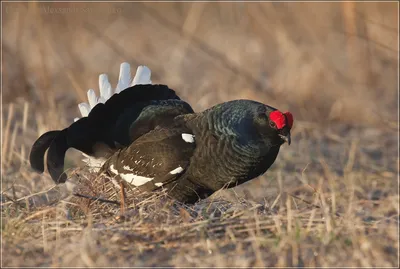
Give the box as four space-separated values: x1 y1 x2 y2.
1 2 399 267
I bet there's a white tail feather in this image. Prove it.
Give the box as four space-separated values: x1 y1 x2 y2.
99 74 112 101
131 65 152 86
97 96 106 104
81 153 106 173
115 62 132 93
78 103 91 117
87 89 98 109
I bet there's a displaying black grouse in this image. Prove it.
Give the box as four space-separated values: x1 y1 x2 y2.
29 63 293 204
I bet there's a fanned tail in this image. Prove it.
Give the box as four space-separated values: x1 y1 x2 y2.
30 63 187 183
76 63 153 119
74 63 154 165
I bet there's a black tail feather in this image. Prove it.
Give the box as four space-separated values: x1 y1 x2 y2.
46 129 70 183
29 130 61 173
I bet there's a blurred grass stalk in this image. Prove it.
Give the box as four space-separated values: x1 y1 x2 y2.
342 2 371 87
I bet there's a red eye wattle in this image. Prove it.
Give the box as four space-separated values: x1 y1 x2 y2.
270 110 294 130
269 110 285 129
284 112 294 129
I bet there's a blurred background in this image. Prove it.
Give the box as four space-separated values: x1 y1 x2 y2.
3 2 398 122
1 4 399 266
1 1 398 199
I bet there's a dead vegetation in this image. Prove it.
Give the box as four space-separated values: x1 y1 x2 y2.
1 1 399 267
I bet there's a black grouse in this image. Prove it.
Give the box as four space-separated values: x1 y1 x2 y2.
29 63 293 204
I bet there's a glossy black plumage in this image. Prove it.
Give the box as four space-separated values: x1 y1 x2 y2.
30 84 293 204
30 130 60 173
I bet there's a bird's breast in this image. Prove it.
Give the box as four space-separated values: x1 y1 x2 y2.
187 133 272 191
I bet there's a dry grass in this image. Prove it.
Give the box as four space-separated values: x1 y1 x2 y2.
1 1 399 267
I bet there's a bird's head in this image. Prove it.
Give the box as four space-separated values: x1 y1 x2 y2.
253 106 294 146
206 100 293 147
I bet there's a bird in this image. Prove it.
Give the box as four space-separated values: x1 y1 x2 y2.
29 62 294 206
100 99 293 204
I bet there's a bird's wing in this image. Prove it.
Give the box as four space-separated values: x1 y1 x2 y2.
112 99 194 146
102 126 196 192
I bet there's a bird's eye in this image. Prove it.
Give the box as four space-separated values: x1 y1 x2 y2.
256 113 269 124
269 121 276 128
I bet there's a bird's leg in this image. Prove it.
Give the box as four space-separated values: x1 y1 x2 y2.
119 181 126 215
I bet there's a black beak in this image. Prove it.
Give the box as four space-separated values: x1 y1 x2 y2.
279 133 291 145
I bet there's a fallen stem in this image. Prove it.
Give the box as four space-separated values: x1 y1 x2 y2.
73 193 120 206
